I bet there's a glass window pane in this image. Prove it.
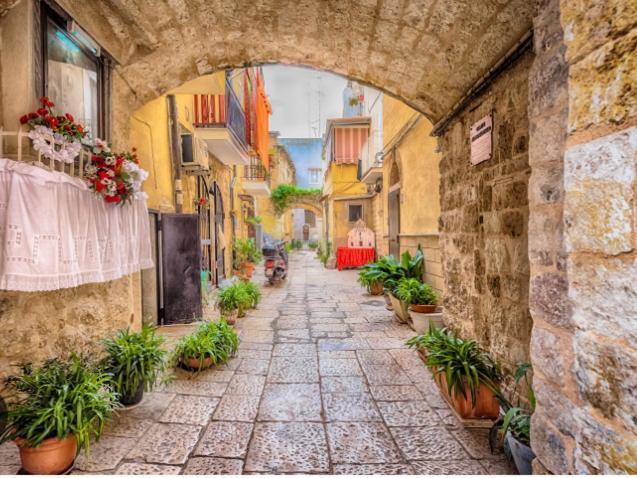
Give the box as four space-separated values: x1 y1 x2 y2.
46 20 99 137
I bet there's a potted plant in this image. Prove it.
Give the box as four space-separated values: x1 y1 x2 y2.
102 324 169 406
0 355 118 474
407 327 501 419
233 239 261 279
394 278 441 332
490 363 536 474
217 283 250 323
357 264 386 295
242 281 262 309
173 320 239 371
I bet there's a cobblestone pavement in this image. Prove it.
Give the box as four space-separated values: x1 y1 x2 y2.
0 251 515 475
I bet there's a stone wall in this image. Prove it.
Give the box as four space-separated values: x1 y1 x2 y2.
400 234 443 295
439 50 533 372
528 0 637 473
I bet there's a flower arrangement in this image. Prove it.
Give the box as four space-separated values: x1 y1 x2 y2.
84 143 148 205
19 97 148 206
194 196 210 209
20 96 87 164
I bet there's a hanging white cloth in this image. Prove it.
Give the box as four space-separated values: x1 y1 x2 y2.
0 158 153 291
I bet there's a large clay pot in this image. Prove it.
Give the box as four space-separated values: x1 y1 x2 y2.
410 303 437 313
506 431 535 475
369 281 384 296
389 293 410 323
435 372 499 419
120 381 144 406
16 435 77 475
241 262 255 279
183 356 214 370
409 310 443 334
223 310 238 325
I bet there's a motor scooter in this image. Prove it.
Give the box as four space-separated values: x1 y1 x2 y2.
262 241 288 285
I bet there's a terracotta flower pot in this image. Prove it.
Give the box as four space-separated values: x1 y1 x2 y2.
410 303 437 314
16 435 77 475
223 310 238 325
241 262 255 278
183 356 214 370
369 281 384 296
434 372 499 419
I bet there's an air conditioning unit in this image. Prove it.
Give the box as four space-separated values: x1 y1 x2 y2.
181 133 210 175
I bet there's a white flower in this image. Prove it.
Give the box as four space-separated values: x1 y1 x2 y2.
85 164 98 176
28 126 80 164
92 138 110 154
104 156 116 166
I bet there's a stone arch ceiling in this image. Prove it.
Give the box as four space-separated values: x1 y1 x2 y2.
42 0 531 122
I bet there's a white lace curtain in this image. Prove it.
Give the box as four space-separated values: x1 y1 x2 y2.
0 158 153 291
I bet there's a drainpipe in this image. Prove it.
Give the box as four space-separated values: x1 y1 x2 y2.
167 94 183 213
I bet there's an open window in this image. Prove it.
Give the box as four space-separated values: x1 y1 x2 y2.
348 204 363 222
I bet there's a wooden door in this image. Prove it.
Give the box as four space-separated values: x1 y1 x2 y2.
213 182 226 284
161 214 202 324
388 188 400 258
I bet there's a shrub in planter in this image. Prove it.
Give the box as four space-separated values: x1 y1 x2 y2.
102 324 169 406
490 363 536 474
217 282 252 321
395 278 438 312
242 282 262 309
0 355 118 474
173 319 239 371
407 327 501 419
357 265 386 295
233 238 262 278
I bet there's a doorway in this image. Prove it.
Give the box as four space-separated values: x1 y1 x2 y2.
388 186 400 258
212 182 226 284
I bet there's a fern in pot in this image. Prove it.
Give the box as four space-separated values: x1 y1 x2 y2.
173 319 239 371
0 355 118 474
357 264 386 295
102 324 169 406
217 283 251 323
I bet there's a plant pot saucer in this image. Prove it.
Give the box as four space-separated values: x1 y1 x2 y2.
18 462 75 475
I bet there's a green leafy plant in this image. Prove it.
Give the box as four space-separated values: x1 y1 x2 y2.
394 278 438 305
242 281 262 309
270 184 321 215
101 324 169 401
406 327 501 406
490 363 535 450
292 239 303 250
217 282 252 314
308 240 319 250
233 238 262 267
284 242 293 253
172 319 239 370
245 216 262 225
0 355 118 453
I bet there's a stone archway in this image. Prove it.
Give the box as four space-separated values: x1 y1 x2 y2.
2 0 633 473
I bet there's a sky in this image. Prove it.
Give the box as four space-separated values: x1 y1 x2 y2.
262 65 346 139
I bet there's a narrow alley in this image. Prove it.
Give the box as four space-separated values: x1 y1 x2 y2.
82 252 512 474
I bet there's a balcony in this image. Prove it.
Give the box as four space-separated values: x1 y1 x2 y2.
192 85 249 166
242 158 271 196
359 153 384 184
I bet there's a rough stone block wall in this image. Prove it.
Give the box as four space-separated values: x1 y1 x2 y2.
527 0 637 473
439 50 533 373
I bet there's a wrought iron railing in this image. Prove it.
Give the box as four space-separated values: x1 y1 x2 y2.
225 84 248 152
243 158 270 187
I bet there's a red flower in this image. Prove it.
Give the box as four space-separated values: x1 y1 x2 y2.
19 115 28 124
105 195 121 203
39 96 49 105
77 125 84 134
95 180 106 192
46 116 58 128
98 171 109 180
117 183 126 192
28 112 38 120
37 108 48 116
132 147 137 152
65 113 74 122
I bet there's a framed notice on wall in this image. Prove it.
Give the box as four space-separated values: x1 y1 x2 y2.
470 114 493 165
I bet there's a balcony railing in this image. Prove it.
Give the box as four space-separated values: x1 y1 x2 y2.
243 158 270 186
192 82 248 152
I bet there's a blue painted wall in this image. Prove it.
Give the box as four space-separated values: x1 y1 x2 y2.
278 138 323 189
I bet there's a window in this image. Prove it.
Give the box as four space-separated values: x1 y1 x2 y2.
42 3 110 139
304 210 316 227
348 204 363 222
308 168 321 185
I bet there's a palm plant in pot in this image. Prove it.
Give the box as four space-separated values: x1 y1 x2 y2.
0 355 118 475
173 319 239 371
490 363 536 474
102 324 169 406
233 238 262 279
357 263 386 295
407 327 502 419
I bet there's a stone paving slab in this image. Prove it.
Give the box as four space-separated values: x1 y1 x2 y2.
390 426 471 461
321 376 369 394
377 400 437 426
127 422 202 464
319 357 364 376
326 422 403 464
323 393 382 421
114 463 182 474
333 463 416 474
159 395 219 425
369 384 423 401
267 356 319 383
213 394 260 422
225 374 266 396
195 421 254 458
258 383 322 421
245 422 330 473
75 436 136 472
183 457 244 474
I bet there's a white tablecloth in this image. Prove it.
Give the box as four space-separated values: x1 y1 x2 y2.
0 158 153 291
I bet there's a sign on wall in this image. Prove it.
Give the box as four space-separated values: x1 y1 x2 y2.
470 114 493 165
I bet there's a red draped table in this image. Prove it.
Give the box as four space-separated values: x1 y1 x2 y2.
336 247 376 271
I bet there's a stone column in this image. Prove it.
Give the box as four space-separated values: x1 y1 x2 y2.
529 0 637 473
